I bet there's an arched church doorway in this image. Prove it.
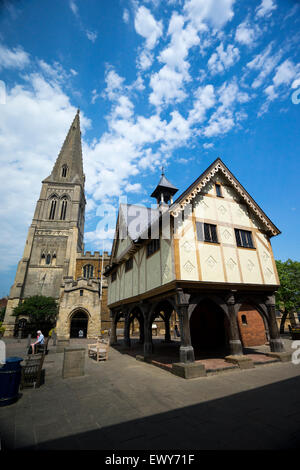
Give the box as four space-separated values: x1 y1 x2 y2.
70 310 88 338
190 299 228 353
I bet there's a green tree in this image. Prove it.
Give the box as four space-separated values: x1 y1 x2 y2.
13 295 58 333
276 259 300 331
0 306 6 322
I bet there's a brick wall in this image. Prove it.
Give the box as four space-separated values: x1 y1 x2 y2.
237 304 267 347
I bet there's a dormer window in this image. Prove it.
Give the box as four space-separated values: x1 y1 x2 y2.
215 183 222 197
61 165 68 177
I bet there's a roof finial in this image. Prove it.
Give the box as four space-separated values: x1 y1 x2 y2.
161 166 165 176
77 107 80 115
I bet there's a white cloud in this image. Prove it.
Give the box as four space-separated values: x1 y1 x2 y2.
235 19 259 46
203 142 214 149
134 6 163 50
149 12 200 108
137 49 153 71
246 43 282 88
69 0 78 16
0 44 30 71
273 59 298 87
123 9 130 24
188 84 215 124
125 183 142 193
86 30 98 43
256 0 277 18
207 42 240 74
184 0 235 30
149 65 187 107
203 80 248 137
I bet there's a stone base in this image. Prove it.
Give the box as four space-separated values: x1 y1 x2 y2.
56 339 70 353
172 362 207 379
2 324 15 338
62 347 85 379
225 355 254 369
266 352 292 362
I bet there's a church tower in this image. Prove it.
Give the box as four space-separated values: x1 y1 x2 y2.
3 110 86 336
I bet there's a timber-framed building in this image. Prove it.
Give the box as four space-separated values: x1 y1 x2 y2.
105 159 286 369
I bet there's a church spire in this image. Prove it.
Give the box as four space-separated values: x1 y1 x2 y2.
44 109 85 185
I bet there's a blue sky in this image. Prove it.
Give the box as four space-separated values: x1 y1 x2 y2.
0 0 299 296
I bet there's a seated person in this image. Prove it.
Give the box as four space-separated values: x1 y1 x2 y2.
29 330 45 354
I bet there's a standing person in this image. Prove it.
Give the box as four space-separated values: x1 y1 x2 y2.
29 330 44 354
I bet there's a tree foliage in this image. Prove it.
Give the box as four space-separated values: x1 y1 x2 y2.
275 259 300 313
13 295 58 327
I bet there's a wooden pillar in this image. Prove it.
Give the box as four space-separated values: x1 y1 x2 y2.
140 302 152 357
110 310 117 345
164 313 171 343
138 314 144 344
175 289 194 363
266 295 285 352
226 293 243 356
124 308 131 348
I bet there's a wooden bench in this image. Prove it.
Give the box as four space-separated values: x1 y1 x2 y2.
88 338 109 362
36 337 50 355
20 353 45 389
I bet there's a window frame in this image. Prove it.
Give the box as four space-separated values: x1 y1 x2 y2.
196 222 219 244
125 258 133 272
234 228 254 249
215 183 222 198
146 238 160 258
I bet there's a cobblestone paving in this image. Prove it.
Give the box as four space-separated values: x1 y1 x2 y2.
0 336 299 450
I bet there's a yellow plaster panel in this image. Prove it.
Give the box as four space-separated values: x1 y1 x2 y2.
198 243 225 282
179 226 198 281
255 237 277 285
215 199 231 224
219 226 235 246
238 249 263 284
229 201 252 228
222 246 242 283
194 195 216 220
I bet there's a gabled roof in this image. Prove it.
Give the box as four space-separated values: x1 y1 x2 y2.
110 204 160 262
170 157 281 237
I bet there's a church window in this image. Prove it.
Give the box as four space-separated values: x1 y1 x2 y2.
60 198 67 220
62 165 68 177
196 222 218 243
49 199 57 220
235 229 254 249
80 290 83 296
46 254 51 265
83 264 94 279
241 314 248 325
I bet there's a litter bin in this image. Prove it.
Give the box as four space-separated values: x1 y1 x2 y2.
0 356 23 407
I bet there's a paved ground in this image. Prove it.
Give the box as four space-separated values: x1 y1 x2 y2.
0 336 300 450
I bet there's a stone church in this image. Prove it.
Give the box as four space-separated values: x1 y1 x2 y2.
105 158 287 375
3 111 110 339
